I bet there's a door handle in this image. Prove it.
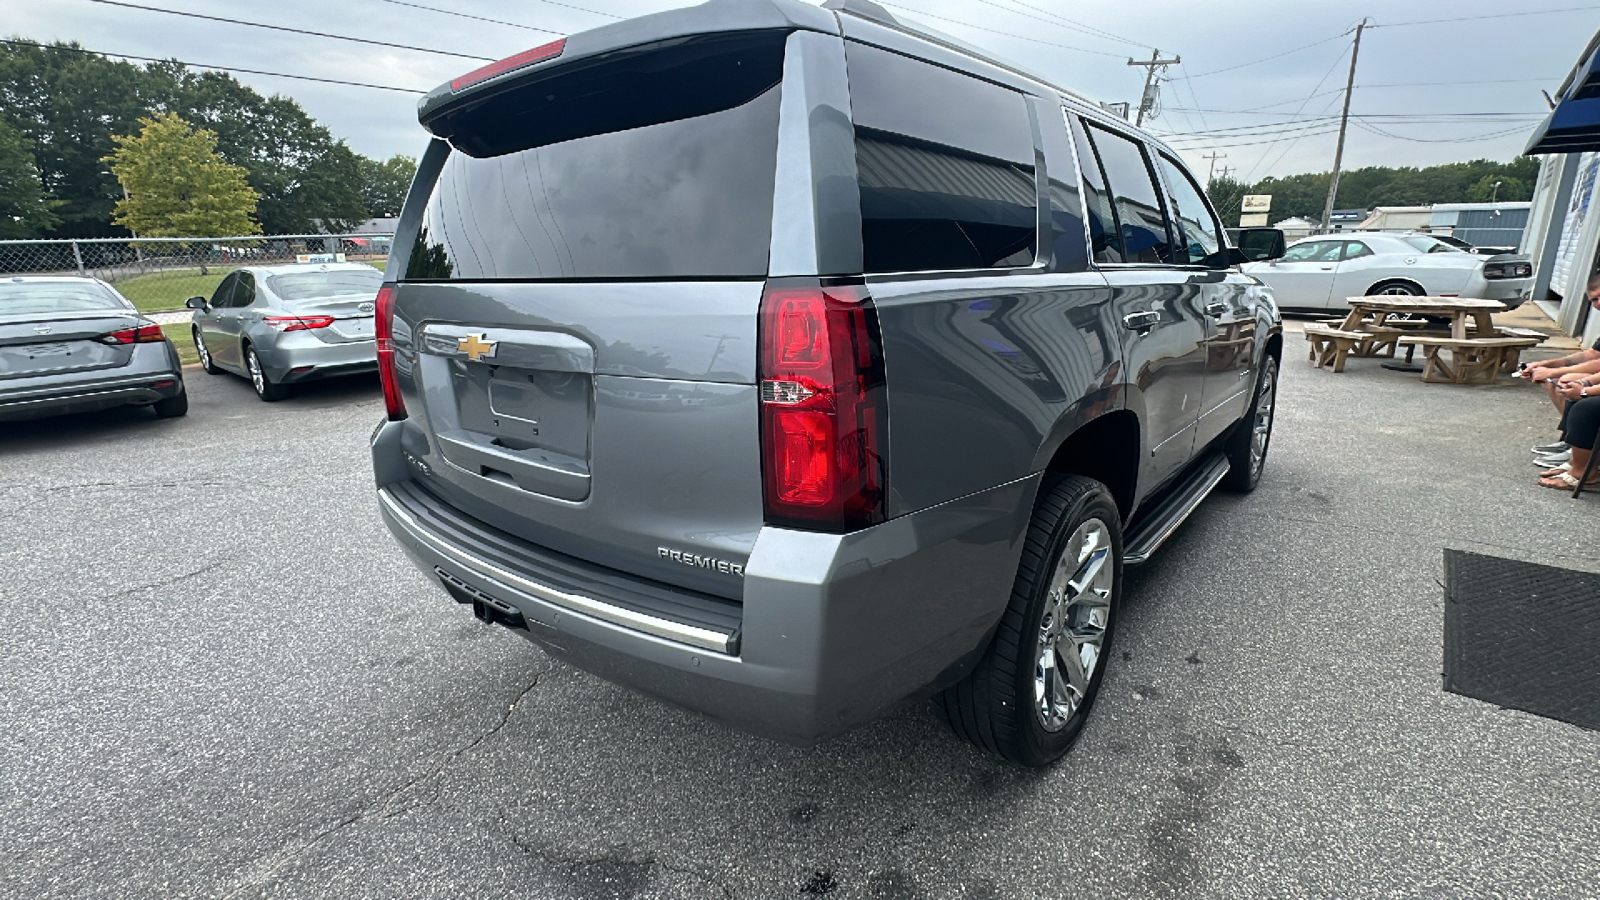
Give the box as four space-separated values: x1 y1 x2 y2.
1204 301 1229 317
1320 266 1333 270
1123 310 1160 331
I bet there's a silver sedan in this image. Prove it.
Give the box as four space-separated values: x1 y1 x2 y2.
186 262 382 401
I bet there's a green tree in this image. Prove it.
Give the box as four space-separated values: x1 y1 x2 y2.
105 111 260 237
0 40 149 236
356 154 416 219
1464 173 1527 203
0 116 56 237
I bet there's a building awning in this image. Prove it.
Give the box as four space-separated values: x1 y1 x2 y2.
1526 30 1600 154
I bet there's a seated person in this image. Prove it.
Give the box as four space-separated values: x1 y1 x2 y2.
1521 271 1600 461
1539 377 1600 489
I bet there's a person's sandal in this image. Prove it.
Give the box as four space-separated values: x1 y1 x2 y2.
1538 470 1600 490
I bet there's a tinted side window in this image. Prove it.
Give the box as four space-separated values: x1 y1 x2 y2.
1068 114 1121 264
1281 241 1341 263
210 273 238 308
233 273 257 307
1157 154 1221 265
1342 241 1373 260
846 42 1038 273
1083 123 1171 265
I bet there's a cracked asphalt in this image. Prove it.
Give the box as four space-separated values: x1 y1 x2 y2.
3 334 1599 900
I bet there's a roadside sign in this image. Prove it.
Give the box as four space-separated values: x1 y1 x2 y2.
1241 195 1272 213
1239 213 1270 227
295 253 347 264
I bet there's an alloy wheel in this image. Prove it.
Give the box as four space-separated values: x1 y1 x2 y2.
194 332 210 369
1251 364 1276 476
247 350 265 395
1035 518 1114 732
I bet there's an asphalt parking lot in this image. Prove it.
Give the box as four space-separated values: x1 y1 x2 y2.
3 336 1599 900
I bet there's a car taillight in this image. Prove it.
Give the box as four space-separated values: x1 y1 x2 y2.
451 38 566 91
1484 261 1532 280
758 280 887 531
374 284 406 421
98 323 165 344
262 315 335 332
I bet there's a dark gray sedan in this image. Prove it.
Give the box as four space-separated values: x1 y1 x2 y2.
186 262 381 401
0 276 187 421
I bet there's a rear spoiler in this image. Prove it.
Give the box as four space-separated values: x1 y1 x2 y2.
416 0 838 128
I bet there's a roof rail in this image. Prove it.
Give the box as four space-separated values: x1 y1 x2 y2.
821 0 1099 108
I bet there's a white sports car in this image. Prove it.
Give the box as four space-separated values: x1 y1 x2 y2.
1241 232 1533 312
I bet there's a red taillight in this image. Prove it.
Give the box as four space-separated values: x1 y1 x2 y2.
758 281 887 531
99 323 165 344
451 39 566 91
374 284 406 421
262 315 335 332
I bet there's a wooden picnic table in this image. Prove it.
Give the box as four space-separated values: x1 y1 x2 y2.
1337 296 1508 340
1302 295 1543 382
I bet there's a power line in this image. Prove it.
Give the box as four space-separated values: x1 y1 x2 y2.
877 2 1127 57
1371 4 1600 28
1168 33 1346 80
371 0 564 34
86 0 493 61
1351 120 1537 144
0 38 428 93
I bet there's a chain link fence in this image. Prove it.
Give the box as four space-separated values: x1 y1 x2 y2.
0 234 393 313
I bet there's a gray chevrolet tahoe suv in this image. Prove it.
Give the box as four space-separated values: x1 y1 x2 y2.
371 0 1283 766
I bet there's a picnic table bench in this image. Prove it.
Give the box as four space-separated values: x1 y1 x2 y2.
1392 334 1544 384
1302 295 1544 383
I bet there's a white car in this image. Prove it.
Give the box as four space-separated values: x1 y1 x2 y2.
1241 232 1533 312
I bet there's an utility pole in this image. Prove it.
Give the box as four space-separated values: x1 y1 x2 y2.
1320 20 1367 233
1203 152 1228 182
1128 49 1181 127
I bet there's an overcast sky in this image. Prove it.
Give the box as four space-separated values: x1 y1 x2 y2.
12 0 1598 182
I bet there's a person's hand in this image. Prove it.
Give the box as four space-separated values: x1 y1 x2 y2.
1559 378 1589 401
1527 366 1558 383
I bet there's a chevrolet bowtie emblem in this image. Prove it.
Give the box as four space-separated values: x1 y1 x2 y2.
457 333 497 361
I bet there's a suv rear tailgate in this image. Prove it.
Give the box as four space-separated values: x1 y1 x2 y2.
391 280 763 600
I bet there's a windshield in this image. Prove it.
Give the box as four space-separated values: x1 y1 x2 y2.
267 269 383 301
1401 235 1464 254
0 282 127 315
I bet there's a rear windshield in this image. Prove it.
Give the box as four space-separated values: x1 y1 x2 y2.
0 282 127 315
406 32 786 281
1401 235 1463 254
267 269 383 301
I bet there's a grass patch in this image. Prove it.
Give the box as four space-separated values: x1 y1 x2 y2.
109 258 387 313
160 322 200 367
114 267 239 313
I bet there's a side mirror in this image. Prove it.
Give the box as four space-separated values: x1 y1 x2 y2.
1235 227 1286 262
184 296 207 310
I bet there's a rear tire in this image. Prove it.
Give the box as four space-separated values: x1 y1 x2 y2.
245 346 287 402
152 388 188 419
1367 279 1423 297
937 474 1123 767
1222 355 1278 492
193 328 221 375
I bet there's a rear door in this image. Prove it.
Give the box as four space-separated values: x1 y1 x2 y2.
388 31 792 598
1072 115 1208 492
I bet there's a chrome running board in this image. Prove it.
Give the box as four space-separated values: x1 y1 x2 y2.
1123 453 1231 567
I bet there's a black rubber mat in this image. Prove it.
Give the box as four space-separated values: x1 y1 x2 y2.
1443 550 1600 732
